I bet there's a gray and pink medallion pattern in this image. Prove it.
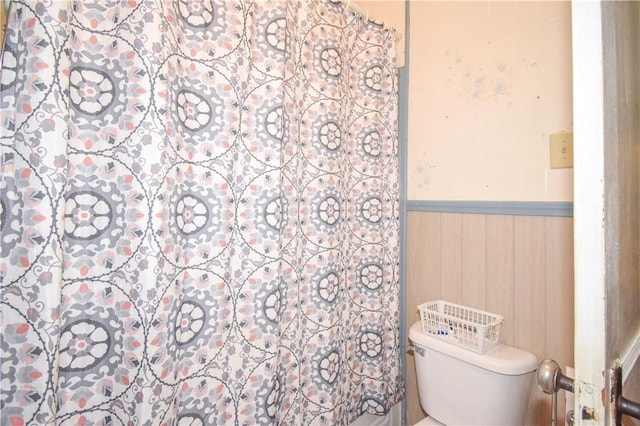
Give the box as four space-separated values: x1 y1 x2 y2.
0 1 403 424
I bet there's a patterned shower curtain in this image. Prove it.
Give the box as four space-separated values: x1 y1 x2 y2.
0 1 402 425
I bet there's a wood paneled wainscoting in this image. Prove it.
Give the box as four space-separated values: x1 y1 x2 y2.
405 210 574 426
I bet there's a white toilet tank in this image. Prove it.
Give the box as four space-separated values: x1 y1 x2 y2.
409 321 538 426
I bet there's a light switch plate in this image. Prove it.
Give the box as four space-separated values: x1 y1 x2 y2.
550 132 573 169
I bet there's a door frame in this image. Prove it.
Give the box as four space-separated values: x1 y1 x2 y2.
572 1 607 424
573 1 640 424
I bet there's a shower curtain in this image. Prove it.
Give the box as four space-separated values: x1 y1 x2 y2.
0 1 402 425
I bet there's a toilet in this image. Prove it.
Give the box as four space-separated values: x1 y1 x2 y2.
409 321 538 425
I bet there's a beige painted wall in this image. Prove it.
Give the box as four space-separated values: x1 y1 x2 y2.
408 1 573 201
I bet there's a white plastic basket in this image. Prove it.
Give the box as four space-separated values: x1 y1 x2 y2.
418 300 503 353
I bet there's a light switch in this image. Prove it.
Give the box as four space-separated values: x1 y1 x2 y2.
549 132 573 169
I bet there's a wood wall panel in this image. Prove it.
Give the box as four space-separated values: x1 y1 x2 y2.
513 216 547 353
461 214 487 308
544 217 574 374
440 213 463 302
405 211 574 426
514 216 548 425
486 215 516 345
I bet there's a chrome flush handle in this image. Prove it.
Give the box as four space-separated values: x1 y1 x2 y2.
407 344 425 357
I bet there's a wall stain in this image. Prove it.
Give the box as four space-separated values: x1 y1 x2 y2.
446 51 528 104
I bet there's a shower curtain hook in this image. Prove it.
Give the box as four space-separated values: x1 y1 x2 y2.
345 0 350 9
365 10 369 21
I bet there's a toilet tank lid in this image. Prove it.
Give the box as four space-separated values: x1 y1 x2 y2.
409 322 538 375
